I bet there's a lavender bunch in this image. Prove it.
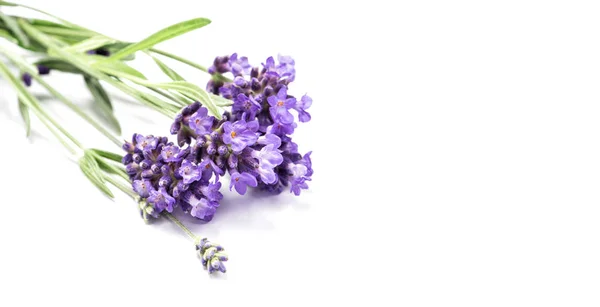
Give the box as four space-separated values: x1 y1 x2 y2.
0 1 313 276
124 54 314 221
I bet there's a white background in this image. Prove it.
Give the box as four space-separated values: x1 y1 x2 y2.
0 0 599 306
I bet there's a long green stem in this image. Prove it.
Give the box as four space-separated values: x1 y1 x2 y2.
150 48 208 73
103 174 137 198
163 212 197 240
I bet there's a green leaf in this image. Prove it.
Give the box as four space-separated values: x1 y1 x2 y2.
91 148 123 162
0 12 29 46
63 35 115 53
151 55 185 81
79 154 114 198
84 76 121 134
152 81 220 118
17 98 30 136
92 58 146 79
209 93 234 107
35 58 82 74
108 17 211 61
0 28 17 43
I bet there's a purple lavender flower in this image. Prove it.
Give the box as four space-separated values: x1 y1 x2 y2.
295 94 312 123
199 158 224 180
135 134 158 152
189 107 214 136
299 151 313 176
161 145 182 162
251 144 283 167
178 160 202 184
232 94 261 119
229 53 251 76
183 192 219 221
133 180 153 198
256 162 278 184
268 87 296 124
222 119 258 152
276 55 296 82
199 181 224 202
229 172 258 195
257 134 282 148
267 122 296 136
148 187 176 212
290 177 309 196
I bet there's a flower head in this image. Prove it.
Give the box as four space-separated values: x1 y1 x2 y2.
189 107 214 136
268 87 296 124
222 119 258 152
161 145 182 162
183 192 219 221
178 160 202 184
133 180 153 198
230 172 258 195
148 187 176 212
135 134 158 152
295 94 312 123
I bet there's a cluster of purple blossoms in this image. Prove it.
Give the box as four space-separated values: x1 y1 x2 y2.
122 54 312 221
207 54 313 194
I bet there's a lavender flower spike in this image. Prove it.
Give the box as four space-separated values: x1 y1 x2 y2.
195 238 228 274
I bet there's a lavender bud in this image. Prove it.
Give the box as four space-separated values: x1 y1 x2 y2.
133 154 143 163
218 145 228 156
196 137 206 148
21 73 32 87
210 131 220 141
233 76 247 87
158 176 172 187
189 102 201 114
228 154 238 168
122 142 135 153
206 143 217 155
125 164 139 175
170 122 181 135
139 160 152 170
251 77 261 91
264 86 274 97
150 164 161 174
122 154 133 165
141 169 154 178
161 165 171 175
251 67 259 78
37 65 50 75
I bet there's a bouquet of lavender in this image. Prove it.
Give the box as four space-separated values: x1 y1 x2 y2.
0 1 312 275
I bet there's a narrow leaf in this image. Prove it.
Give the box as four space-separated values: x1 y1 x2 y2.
152 81 220 118
91 148 123 162
79 156 114 198
63 35 115 53
17 98 30 136
0 12 29 46
84 76 121 134
35 58 82 74
0 28 17 43
92 58 146 79
151 55 185 81
108 18 211 61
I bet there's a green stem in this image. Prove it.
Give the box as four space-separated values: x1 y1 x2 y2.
162 212 197 240
103 174 136 198
150 48 208 73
